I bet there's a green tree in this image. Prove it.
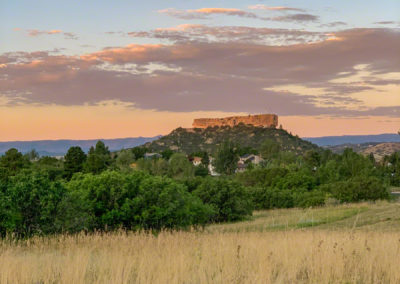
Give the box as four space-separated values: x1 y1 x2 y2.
84 141 111 174
304 150 321 168
116 149 135 170
260 139 281 160
194 164 209 177
132 147 147 160
161 149 174 160
3 171 66 236
24 149 39 161
33 156 64 181
60 171 213 231
213 140 239 175
168 153 194 179
0 148 29 176
64 146 87 179
193 178 253 222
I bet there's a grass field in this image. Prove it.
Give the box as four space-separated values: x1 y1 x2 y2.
1 201 400 283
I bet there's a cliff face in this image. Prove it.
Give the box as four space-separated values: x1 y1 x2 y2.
193 114 278 129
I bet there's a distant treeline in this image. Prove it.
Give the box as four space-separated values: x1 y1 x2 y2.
0 139 398 237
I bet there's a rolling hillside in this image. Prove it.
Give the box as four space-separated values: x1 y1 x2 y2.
141 125 319 154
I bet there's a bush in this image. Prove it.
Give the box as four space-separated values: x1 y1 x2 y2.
59 171 214 232
320 176 390 202
193 178 253 222
235 167 288 187
293 190 326 208
261 187 294 209
2 170 67 237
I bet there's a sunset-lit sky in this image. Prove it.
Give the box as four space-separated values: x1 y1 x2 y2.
1 0 399 141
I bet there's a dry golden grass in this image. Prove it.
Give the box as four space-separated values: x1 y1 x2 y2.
1 202 400 284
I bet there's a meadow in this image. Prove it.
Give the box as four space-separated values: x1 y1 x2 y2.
1 201 399 284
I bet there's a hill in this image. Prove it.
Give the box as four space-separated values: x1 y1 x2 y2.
361 142 400 161
142 125 319 154
304 133 400 146
0 136 161 156
325 142 400 161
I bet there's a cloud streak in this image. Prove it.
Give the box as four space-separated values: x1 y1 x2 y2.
248 5 305 12
19 29 78 40
27 29 62 36
128 24 325 45
158 8 258 19
158 7 318 22
269 14 319 22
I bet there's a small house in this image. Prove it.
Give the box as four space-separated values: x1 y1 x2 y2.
192 156 202 166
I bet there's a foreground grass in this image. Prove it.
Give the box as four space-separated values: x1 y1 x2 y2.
1 202 400 284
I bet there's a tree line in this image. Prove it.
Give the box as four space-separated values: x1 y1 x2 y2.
0 139 398 237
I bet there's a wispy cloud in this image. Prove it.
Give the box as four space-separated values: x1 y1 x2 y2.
158 7 258 19
158 7 319 23
320 21 347 28
269 14 319 23
18 29 78 40
128 24 325 45
27 29 63 36
373 21 396 25
63 32 78 40
248 5 305 12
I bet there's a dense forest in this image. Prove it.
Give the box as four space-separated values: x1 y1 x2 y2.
0 128 399 237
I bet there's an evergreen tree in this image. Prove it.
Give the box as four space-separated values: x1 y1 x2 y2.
64 146 87 179
0 148 29 176
213 140 239 175
84 141 111 174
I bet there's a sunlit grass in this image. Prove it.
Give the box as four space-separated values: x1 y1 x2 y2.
206 204 369 233
1 201 399 283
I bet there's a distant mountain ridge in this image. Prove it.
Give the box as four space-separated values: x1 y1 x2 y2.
304 133 400 146
0 136 161 156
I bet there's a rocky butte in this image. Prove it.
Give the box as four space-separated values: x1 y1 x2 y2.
192 114 278 128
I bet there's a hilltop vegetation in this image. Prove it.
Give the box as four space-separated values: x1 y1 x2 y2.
142 124 319 155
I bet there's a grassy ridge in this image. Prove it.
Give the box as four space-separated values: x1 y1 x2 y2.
208 201 400 233
1 201 399 283
142 124 319 154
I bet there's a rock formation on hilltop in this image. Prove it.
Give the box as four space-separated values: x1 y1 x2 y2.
192 114 278 129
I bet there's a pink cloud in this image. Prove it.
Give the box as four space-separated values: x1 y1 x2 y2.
17 29 78 40
248 5 305 12
158 7 258 19
1 28 399 117
128 24 325 45
27 29 62 36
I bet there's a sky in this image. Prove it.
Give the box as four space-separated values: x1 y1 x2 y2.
0 0 399 141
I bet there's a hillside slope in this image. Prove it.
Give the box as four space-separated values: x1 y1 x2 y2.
326 142 400 161
142 125 319 154
361 142 400 161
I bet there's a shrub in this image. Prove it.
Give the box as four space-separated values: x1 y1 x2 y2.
293 190 326 208
59 171 214 232
3 170 67 237
262 187 294 209
193 178 253 222
320 176 390 202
